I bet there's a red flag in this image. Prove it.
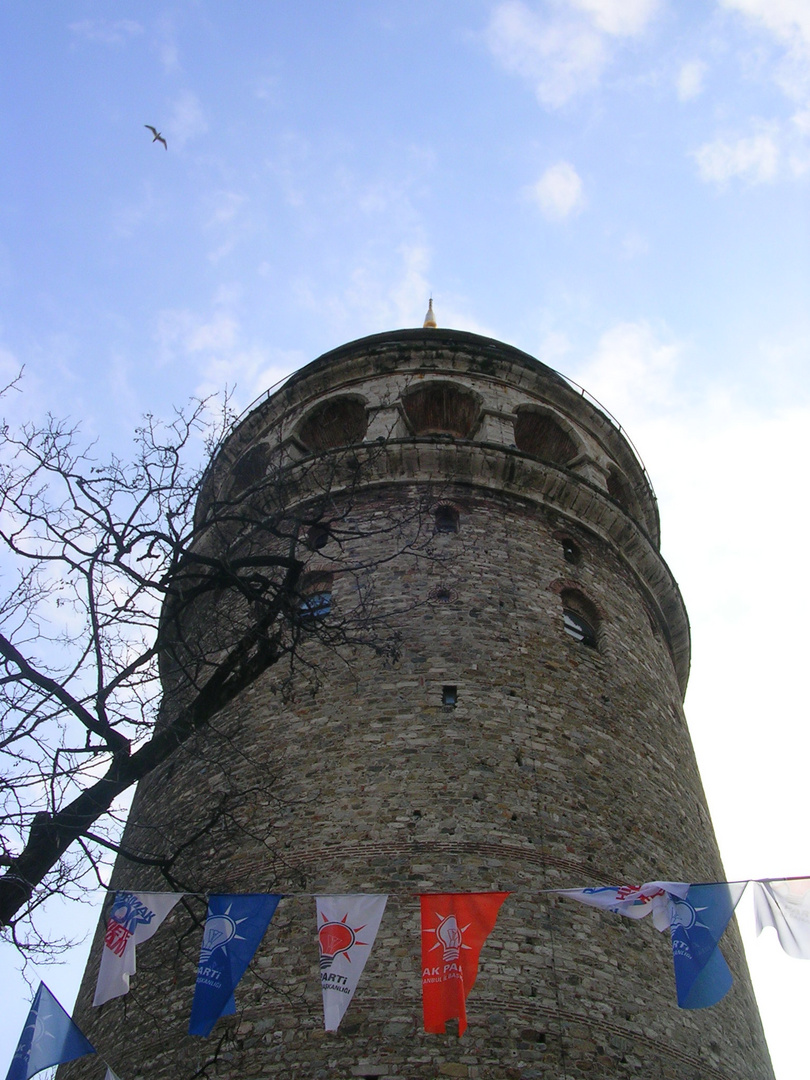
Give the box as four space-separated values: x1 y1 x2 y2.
420 892 509 1036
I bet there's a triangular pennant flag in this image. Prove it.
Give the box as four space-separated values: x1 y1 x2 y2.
104 1069 122 1080
753 878 810 959
5 983 95 1080
420 892 508 1036
189 893 282 1037
93 891 183 1006
315 894 388 1031
668 882 746 1009
559 882 689 931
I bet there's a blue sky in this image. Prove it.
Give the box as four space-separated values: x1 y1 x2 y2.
1 2 809 1077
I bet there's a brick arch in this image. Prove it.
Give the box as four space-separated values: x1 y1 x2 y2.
297 396 368 452
560 587 602 648
513 406 579 466
606 465 641 519
400 381 480 438
547 578 607 622
228 442 271 497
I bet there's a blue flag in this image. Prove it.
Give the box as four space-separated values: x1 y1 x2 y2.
5 983 95 1080
189 893 282 1037
669 883 746 1009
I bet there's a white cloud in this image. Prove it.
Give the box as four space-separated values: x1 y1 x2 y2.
569 321 810 900
677 59 707 101
157 308 237 361
166 90 208 148
535 330 573 369
691 1 810 187
290 238 491 340
186 312 239 354
69 19 143 45
721 0 810 52
154 296 300 412
789 107 810 173
154 14 180 74
526 161 585 220
568 0 659 37
295 241 432 336
194 345 302 410
485 0 658 108
693 130 779 184
692 1 810 193
570 321 681 424
486 1 608 108
634 398 810 883
721 0 810 104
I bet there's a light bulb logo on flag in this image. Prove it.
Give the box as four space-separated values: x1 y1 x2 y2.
200 912 239 962
6 983 96 1080
315 895 388 1032
318 913 366 970
420 892 509 1036
189 894 282 1038
670 897 700 931
668 883 745 1009
432 913 467 962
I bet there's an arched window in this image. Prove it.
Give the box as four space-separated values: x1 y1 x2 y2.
606 467 637 517
513 408 578 466
561 537 581 565
306 523 331 551
401 383 479 438
297 398 368 453
229 443 271 497
429 584 456 604
298 572 333 621
434 505 459 533
561 588 600 649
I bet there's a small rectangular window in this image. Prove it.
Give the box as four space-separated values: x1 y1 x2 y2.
435 505 459 533
442 685 457 707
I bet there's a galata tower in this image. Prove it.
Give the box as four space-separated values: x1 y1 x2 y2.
62 316 773 1080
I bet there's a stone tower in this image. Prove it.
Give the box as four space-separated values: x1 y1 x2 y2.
64 327 773 1080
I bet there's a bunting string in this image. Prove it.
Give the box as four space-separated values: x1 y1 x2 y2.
6 876 810 1080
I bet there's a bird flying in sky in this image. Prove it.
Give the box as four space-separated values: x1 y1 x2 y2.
144 125 167 150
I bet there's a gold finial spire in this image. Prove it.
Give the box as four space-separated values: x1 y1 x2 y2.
422 297 437 328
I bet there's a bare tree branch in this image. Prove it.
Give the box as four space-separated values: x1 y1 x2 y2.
0 390 434 949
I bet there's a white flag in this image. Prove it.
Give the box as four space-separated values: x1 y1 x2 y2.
315 894 388 1031
93 891 183 1006
559 882 689 931
105 1069 123 1080
754 878 810 959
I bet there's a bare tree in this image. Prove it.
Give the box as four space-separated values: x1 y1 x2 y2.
0 392 427 952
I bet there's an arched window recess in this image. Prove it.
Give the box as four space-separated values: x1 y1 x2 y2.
296 397 368 454
513 407 579 467
560 588 601 650
297 571 333 622
400 382 480 439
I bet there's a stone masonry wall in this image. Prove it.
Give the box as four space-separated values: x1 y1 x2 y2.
64 480 773 1080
